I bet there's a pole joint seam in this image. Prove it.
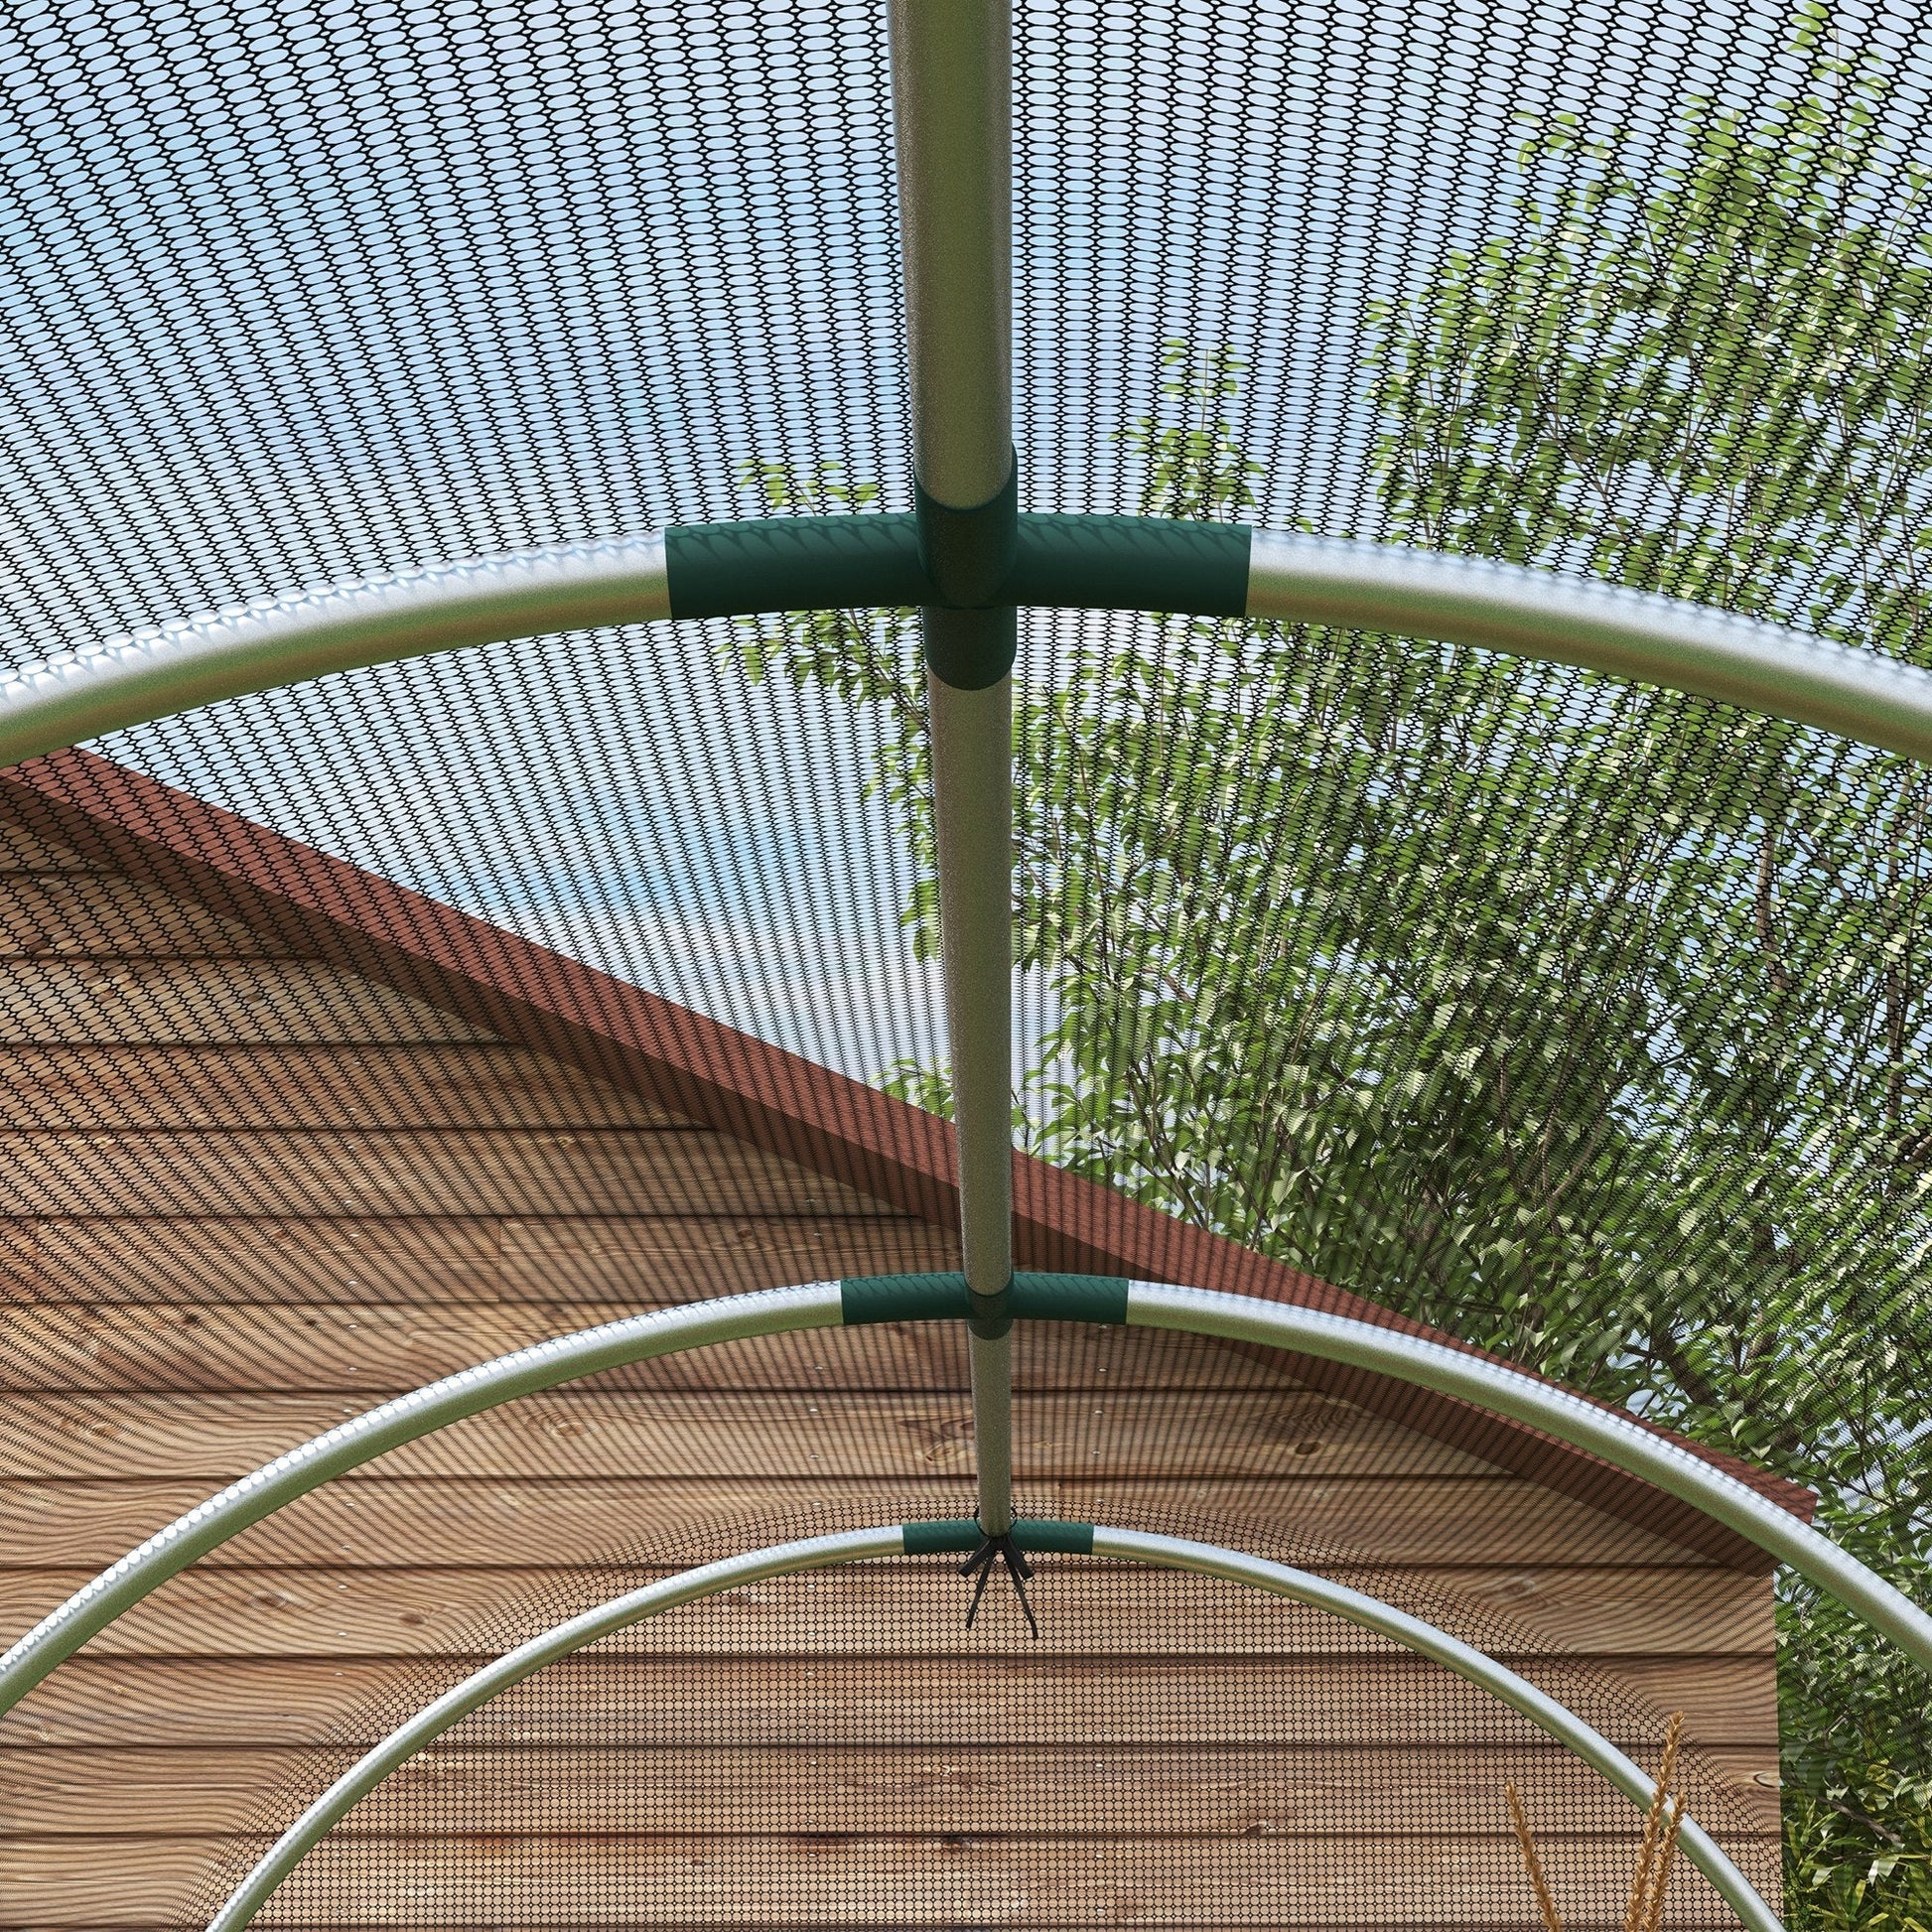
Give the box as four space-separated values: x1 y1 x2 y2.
967 1275 1015 1338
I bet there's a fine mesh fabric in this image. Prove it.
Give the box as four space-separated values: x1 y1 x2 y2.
191 1497 1775 1932
0 1 1928 1929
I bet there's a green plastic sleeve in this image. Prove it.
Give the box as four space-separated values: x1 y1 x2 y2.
841 1272 1130 1325
663 514 1252 623
664 516 933 620
900 1517 1095 1556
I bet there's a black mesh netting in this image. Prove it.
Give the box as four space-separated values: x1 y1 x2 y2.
186 1495 1776 1932
1 1 1930 1928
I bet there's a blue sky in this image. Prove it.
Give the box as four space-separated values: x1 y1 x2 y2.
2 0 1924 1084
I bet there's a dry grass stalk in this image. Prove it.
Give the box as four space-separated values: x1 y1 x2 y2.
1506 1780 1566 1932
1508 1713 1691 1932
1641 1790 1689 1932
1624 1711 1686 1932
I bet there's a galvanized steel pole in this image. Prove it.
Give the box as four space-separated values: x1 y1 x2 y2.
887 0 1020 1546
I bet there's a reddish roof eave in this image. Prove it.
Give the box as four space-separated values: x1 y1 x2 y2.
0 747 1816 1568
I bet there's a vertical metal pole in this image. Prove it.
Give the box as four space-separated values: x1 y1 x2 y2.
887 0 1018 1541
930 674 1015 1533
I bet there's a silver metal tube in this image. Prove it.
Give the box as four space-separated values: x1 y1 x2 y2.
1248 531 1932 761
966 1327 1015 1535
1092 1526 1784 1932
205 1526 904 1932
928 677 1016 1304
886 0 1012 509
929 667 1017 1540
7 525 1932 772
0 1281 842 1718
0 538 668 773
890 0 1017 1539
203 1519 1782 1932
930 674 1017 1533
1125 1280 1932 1676
10 1268 1926 1732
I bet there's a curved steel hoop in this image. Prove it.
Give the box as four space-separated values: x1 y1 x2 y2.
1242 532 1932 759
6 521 1932 768
207 1527 902 1931
6 1276 1927 1727
0 538 670 768
0 1283 843 1714
1121 1282 1932 1675
204 1520 1784 1932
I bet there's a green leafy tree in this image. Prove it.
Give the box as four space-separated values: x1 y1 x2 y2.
1362 16 1932 1922
731 16 1932 1922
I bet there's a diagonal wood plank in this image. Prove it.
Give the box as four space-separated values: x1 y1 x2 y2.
0 1129 905 1217
0 822 98 871
0 1045 685 1130
0 960 501 1045
0 1308 1317 1397
0 874 294 959
0 1391 1539 1482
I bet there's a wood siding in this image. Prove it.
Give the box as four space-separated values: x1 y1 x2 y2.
0 818 1782 1929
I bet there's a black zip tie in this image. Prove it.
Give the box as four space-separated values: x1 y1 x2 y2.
959 1528 1038 1639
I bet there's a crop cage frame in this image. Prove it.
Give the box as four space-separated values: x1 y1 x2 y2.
0 3 1930 1930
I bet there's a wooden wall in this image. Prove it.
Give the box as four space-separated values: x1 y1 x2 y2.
0 816 1782 1928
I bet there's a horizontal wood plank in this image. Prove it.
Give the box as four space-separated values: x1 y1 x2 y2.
0 1478 965 1572
0 1477 1715 1572
0 1654 1780 1751
0 1306 947 1396
1338 1564 1774 1657
14 1216 951 1307
497 1216 952 1302
0 1045 685 1130
0 1391 1527 1483
0 1827 1772 1925
0 1308 1319 1399
0 960 501 1045
0 1740 1786 1835
0 1129 898 1217
0 1561 1773 1661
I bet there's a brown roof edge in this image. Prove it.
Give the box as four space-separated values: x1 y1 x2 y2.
0 748 1815 1569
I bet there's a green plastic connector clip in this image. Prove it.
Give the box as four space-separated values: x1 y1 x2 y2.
841 1272 1129 1326
840 1272 973 1324
1010 514 1251 617
920 603 1018 688
1008 1273 1130 1324
901 1518 984 1555
899 1517 1095 1557
1014 1518 1095 1555
664 515 933 620
968 1282 1012 1340
915 464 1019 608
915 460 1021 689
